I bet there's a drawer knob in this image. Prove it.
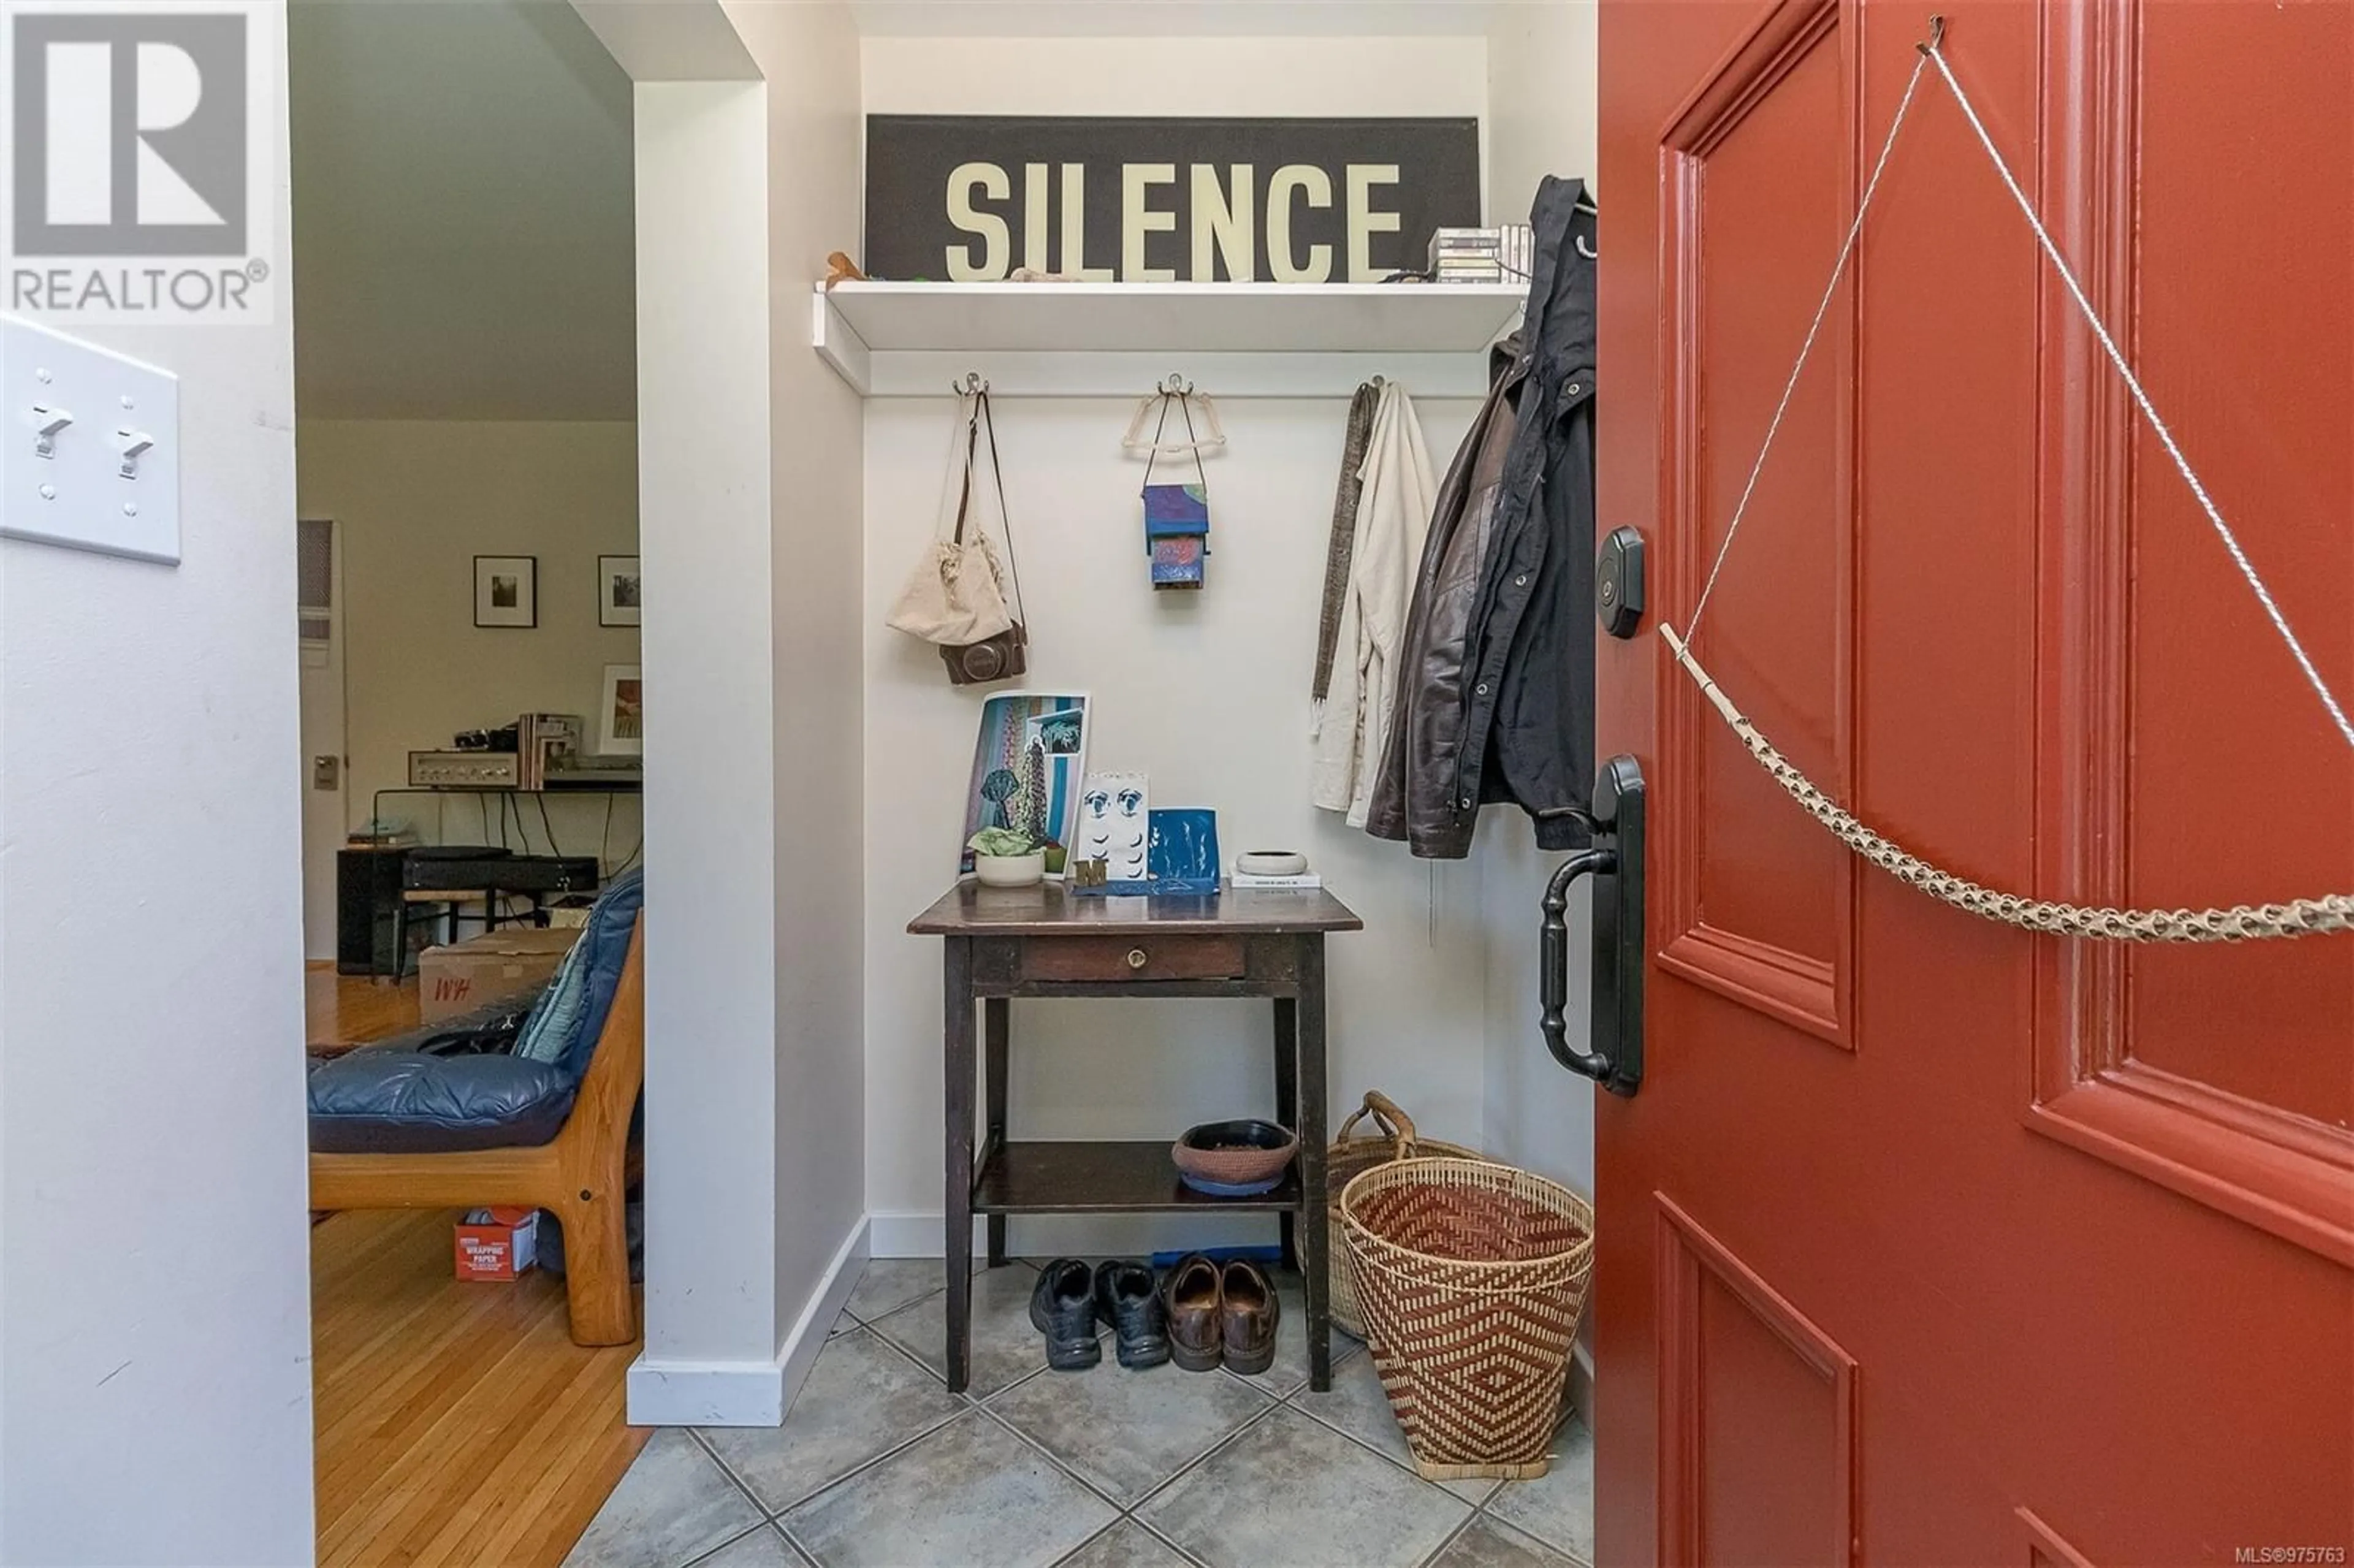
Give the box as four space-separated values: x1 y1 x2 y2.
1127 948 1148 970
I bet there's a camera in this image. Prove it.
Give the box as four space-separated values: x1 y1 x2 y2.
939 624 1027 686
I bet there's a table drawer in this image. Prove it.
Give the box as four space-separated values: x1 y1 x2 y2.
1023 935 1247 983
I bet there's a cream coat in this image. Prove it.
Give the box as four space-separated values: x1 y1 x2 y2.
1311 381 1436 826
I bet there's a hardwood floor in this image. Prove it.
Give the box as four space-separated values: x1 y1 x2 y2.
307 965 645 1564
307 961 421 1054
311 1209 647 1566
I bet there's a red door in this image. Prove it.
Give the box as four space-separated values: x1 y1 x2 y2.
1594 2 2353 1562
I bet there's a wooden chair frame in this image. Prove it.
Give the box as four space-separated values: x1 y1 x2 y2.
311 919 645 1346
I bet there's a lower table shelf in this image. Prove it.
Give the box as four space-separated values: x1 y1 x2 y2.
972 1140 1303 1214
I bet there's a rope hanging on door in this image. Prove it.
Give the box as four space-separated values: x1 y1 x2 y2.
1663 21 2354 943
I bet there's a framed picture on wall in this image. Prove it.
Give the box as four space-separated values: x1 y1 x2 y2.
598 555 641 627
599 664 643 756
474 555 538 628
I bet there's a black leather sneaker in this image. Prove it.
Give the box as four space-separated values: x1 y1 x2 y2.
1093 1260 1171 1369
1029 1258 1102 1371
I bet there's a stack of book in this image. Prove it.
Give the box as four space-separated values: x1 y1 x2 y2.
1428 227 1503 284
1498 223 1535 283
516 712 584 790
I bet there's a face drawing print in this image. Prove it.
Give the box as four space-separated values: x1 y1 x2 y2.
1076 771 1149 881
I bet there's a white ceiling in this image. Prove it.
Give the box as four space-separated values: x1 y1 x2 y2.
850 0 1506 36
291 1 636 422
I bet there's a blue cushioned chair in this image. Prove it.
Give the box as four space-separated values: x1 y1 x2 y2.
308 914 645 1346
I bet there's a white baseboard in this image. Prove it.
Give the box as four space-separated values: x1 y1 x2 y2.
627 1216 869 1428
625 1357 787 1428
866 1211 1274 1260
772 1215 869 1419
867 1211 986 1258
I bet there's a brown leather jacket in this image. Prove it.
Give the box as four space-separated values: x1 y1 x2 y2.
1362 337 1527 854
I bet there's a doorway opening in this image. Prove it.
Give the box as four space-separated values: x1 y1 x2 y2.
289 2 647 1557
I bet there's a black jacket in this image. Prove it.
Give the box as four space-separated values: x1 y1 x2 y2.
1368 177 1597 858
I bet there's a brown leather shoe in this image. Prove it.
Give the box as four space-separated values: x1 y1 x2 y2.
1162 1254 1223 1371
1219 1258 1279 1376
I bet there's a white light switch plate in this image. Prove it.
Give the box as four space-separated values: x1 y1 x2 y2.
0 316 180 565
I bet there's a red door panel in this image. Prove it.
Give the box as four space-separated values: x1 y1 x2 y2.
1658 1198 1857 1568
1684 13 1848 978
2117 2 2354 1128
2021 0 2354 1268
1596 1 2354 1562
1662 0 1857 1047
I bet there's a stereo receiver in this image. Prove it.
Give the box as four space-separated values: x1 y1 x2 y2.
409 750 522 789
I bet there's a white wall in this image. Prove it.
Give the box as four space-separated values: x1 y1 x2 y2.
864 394 1491 1252
727 0 871 1393
628 0 868 1426
625 4 1592 1401
861 30 1490 251
631 77 790 1418
861 34 1488 120
1485 0 1599 223
295 421 644 951
0 6 316 1561
1478 0 1599 1202
858 34 1498 1254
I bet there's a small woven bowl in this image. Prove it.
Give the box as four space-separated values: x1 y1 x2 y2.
1173 1119 1298 1193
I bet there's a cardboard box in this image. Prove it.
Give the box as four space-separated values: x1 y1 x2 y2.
417 926 581 1022
455 1207 539 1281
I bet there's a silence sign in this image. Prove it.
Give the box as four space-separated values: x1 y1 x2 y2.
864 115 1482 284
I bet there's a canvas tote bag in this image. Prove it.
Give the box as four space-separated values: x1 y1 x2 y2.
887 390 1028 682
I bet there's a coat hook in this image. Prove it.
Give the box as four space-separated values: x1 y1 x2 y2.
953 370 989 396
1158 371 1194 397
1917 13 1945 55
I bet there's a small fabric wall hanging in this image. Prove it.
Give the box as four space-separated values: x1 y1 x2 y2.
1122 378 1224 592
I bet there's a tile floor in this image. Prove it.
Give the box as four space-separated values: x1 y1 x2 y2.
568 1258 1593 1568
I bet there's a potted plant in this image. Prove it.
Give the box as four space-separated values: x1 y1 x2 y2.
967 826 1046 888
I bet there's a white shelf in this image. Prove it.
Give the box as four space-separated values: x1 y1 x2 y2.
811 280 1521 398
824 280 1523 353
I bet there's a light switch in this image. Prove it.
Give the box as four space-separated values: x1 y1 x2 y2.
1 316 180 565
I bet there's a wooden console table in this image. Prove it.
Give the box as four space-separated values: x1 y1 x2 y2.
910 881 1363 1393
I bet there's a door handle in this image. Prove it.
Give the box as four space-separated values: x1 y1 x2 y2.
1540 754 1645 1097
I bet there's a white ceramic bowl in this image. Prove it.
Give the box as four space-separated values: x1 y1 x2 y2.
973 850 1046 888
1236 850 1309 877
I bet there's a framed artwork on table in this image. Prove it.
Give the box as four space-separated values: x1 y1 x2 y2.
960 691 1087 878
598 555 641 627
599 664 643 756
474 555 538 628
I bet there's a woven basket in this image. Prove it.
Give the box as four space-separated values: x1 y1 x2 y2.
1341 1158 1594 1481
1326 1092 1489 1339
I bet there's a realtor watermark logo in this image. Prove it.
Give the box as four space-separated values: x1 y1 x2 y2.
4 1 276 324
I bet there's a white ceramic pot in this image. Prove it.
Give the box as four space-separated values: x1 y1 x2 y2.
973 850 1046 888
